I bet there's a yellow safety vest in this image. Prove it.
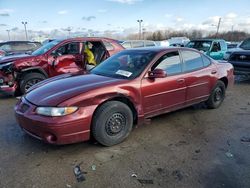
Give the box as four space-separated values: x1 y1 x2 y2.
84 48 96 66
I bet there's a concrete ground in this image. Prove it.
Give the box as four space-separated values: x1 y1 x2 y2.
0 77 250 188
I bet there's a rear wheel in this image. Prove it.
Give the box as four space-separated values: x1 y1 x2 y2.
92 101 133 146
206 80 226 109
20 73 46 94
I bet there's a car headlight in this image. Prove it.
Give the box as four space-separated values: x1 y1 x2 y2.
36 107 78 117
0 61 13 70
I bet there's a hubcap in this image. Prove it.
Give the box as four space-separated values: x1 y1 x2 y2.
214 87 222 102
105 113 126 136
25 78 42 92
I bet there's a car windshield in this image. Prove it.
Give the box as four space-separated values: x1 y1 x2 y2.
91 50 157 79
186 41 212 52
239 38 250 50
32 40 61 55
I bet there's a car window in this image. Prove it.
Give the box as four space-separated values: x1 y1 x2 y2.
56 42 79 55
201 54 211 67
182 50 203 72
0 44 12 51
153 51 182 75
26 43 40 50
103 41 114 51
12 43 28 51
211 42 221 52
239 38 250 50
186 41 212 52
122 42 132 49
132 41 144 48
219 41 227 51
145 41 156 47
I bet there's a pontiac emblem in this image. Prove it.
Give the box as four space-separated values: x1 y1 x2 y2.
240 55 247 59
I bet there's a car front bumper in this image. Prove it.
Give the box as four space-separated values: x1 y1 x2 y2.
0 71 16 93
15 97 93 145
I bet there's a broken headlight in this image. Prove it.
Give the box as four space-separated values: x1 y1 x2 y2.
0 62 13 73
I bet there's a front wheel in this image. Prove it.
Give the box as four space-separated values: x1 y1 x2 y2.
206 80 226 109
92 101 133 146
20 73 46 94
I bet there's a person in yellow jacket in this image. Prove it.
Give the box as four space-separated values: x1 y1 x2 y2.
84 42 96 70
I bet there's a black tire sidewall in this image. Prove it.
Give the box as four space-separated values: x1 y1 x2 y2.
92 101 133 146
207 81 226 109
20 73 46 94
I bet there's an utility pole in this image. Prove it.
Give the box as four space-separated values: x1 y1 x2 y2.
21 21 28 40
6 30 10 40
215 18 221 38
66 27 72 38
231 25 234 41
142 28 146 40
137 19 143 40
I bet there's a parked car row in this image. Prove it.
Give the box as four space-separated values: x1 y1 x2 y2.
0 41 41 57
0 36 241 147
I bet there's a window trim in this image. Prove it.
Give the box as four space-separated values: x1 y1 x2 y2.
201 54 212 68
150 50 183 77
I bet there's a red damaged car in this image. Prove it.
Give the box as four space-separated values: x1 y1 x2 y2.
0 37 124 95
15 47 234 146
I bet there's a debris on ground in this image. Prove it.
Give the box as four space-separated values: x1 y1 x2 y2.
66 184 72 188
195 149 201 153
225 151 234 158
91 165 96 171
241 136 250 143
73 165 86 182
137 179 154 184
175 140 189 146
172 170 183 181
131 173 138 178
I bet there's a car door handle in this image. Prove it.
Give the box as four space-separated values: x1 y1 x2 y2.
177 78 185 83
211 70 217 74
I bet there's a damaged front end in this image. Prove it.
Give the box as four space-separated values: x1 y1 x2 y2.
0 62 18 93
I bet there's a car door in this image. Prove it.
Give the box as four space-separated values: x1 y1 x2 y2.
141 50 186 117
48 42 83 76
180 50 215 105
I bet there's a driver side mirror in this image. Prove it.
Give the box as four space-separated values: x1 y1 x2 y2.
148 69 166 79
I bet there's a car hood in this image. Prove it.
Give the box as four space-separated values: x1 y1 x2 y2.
25 74 126 106
0 53 32 64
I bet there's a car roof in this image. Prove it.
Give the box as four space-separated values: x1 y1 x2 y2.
59 37 119 43
0 41 40 44
122 46 196 53
190 39 225 42
122 40 155 42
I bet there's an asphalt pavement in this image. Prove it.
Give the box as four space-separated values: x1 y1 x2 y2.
0 77 250 188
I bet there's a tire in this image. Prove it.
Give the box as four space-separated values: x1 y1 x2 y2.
206 80 226 109
20 73 46 94
92 101 133 146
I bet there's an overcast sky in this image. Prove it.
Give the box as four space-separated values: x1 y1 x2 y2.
0 0 250 40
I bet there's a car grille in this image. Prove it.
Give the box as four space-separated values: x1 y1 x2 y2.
230 54 250 62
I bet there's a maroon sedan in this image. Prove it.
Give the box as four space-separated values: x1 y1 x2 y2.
15 47 234 146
